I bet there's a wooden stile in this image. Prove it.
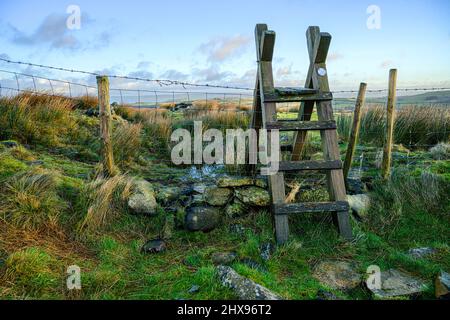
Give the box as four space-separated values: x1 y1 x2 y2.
250 24 353 244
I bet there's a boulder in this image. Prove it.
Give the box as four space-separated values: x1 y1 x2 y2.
435 271 450 299
141 239 166 254
312 261 361 290
369 269 427 298
128 180 157 216
1 140 19 148
260 243 275 261
225 199 248 218
217 266 282 300
217 176 268 189
347 194 370 219
205 187 233 206
211 252 237 265
185 206 222 232
156 185 192 205
235 187 271 207
408 247 436 259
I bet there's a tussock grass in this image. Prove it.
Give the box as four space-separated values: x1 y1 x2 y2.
78 174 135 234
337 105 450 148
112 122 143 166
0 169 66 231
368 169 449 236
2 247 61 298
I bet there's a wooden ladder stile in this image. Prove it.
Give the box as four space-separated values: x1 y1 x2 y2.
251 24 353 244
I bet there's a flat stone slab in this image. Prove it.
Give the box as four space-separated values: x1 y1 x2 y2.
435 271 450 299
408 247 436 259
217 266 282 300
369 269 428 298
312 261 361 290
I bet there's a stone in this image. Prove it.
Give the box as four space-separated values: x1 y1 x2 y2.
141 239 166 254
235 187 271 207
369 269 428 298
435 271 450 299
185 206 222 232
204 187 233 206
254 178 268 189
316 289 340 300
225 199 248 218
156 185 192 205
347 194 371 219
193 184 208 194
1 140 18 148
128 180 157 216
26 160 44 166
217 266 282 300
346 178 367 195
260 243 275 261
188 285 200 294
218 176 254 188
312 261 361 290
211 252 237 265
407 247 436 259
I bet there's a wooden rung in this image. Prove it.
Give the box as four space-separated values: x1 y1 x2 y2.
265 91 332 103
274 201 349 215
266 120 336 131
274 87 317 95
278 160 342 171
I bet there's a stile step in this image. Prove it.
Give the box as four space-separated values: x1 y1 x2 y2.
277 160 342 171
266 120 336 131
274 201 349 215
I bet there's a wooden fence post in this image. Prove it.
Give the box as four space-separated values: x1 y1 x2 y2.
97 76 117 177
343 82 367 187
381 69 397 180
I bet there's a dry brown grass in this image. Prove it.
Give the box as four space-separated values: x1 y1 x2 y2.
112 122 143 166
78 174 135 234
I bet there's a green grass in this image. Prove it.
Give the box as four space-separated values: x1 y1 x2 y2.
0 95 448 300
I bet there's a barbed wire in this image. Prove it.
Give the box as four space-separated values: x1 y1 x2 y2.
3 57 450 94
0 57 254 91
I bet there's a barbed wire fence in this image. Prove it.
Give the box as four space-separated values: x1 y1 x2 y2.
0 58 449 178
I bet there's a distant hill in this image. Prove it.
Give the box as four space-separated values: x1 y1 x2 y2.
335 90 450 109
367 90 450 105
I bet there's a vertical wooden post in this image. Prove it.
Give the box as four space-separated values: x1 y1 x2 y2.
381 69 397 180
343 82 367 186
97 76 117 177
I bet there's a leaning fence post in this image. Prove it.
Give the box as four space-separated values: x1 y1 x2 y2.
381 69 397 180
97 76 117 177
343 82 367 187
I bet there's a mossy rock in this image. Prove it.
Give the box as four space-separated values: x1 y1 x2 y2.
235 186 270 207
205 187 233 206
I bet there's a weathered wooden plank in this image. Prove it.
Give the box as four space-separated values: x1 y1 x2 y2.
273 87 318 96
255 24 288 244
381 69 397 180
264 91 332 103
274 201 349 215
291 27 329 161
278 160 342 171
266 120 336 131
312 57 352 240
97 76 117 177
343 83 367 184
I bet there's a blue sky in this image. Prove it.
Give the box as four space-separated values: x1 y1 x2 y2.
0 0 449 93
